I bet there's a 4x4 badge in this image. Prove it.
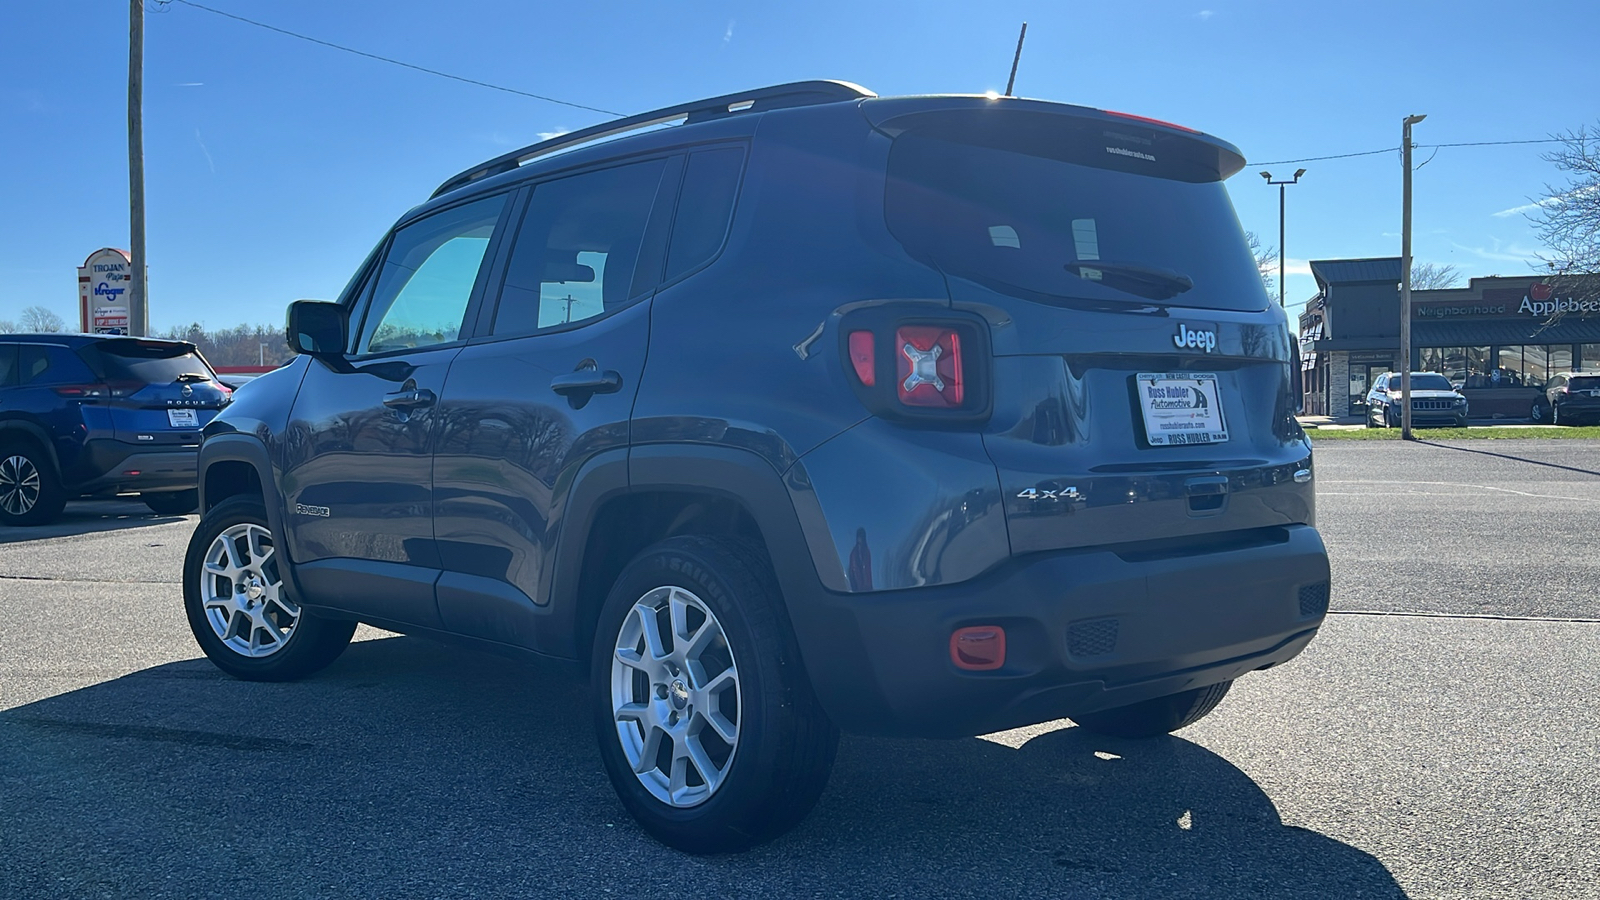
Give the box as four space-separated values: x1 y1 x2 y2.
1017 486 1082 502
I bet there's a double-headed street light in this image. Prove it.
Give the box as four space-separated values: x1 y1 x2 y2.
1259 168 1307 307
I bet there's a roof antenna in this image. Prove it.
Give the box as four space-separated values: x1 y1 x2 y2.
1004 22 1028 96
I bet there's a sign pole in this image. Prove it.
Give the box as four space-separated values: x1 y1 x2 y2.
128 0 148 336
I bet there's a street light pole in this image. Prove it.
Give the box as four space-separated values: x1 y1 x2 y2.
1259 168 1307 306
1400 113 1426 440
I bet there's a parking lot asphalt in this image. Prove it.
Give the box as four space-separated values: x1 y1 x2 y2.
2 442 1598 899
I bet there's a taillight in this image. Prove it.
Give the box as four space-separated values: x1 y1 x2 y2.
895 326 963 407
53 384 109 398
839 308 990 425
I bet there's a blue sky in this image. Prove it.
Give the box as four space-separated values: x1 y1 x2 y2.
2 0 1595 333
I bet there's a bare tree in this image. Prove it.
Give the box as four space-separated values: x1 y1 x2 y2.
1244 231 1278 295
1410 262 1461 290
1531 121 1600 300
19 306 68 332
0 320 17 334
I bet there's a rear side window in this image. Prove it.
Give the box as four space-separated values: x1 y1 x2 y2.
664 147 744 282
0 345 17 388
492 158 669 337
81 341 210 385
884 111 1268 311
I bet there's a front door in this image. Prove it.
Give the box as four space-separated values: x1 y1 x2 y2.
280 193 511 627
431 156 678 649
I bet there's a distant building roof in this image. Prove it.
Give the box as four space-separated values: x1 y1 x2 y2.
1310 257 1403 287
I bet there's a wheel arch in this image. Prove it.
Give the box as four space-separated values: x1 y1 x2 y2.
553 444 828 666
0 419 63 476
197 434 284 548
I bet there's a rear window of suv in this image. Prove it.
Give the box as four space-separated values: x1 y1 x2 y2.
1569 376 1600 390
80 341 214 385
883 111 1269 312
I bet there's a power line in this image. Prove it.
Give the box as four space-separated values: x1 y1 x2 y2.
163 0 625 117
1250 138 1564 167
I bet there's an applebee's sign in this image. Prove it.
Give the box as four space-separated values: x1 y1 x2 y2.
1519 282 1600 317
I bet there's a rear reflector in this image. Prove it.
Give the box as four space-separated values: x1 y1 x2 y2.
950 626 1006 671
847 330 876 386
896 326 964 407
53 384 108 398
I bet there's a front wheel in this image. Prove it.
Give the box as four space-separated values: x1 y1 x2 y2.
1552 403 1563 426
183 496 355 681
1071 680 1233 739
591 535 839 854
1530 400 1548 423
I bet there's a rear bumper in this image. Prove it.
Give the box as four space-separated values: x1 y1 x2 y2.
71 446 199 496
786 524 1329 737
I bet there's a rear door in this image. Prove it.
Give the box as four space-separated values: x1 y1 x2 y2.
880 107 1312 555
431 153 701 648
281 192 511 628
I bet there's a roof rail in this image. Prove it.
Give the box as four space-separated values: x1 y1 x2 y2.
430 80 876 199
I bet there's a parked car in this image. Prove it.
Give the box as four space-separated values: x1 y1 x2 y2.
0 334 230 524
184 81 1329 853
1365 372 1468 428
217 373 259 392
1541 372 1600 425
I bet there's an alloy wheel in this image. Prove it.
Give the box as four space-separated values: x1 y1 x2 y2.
610 586 742 808
0 455 41 516
199 523 299 657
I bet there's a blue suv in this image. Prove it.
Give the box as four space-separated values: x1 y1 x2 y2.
185 82 1330 852
0 334 228 524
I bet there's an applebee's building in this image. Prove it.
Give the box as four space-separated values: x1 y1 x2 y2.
1298 257 1600 418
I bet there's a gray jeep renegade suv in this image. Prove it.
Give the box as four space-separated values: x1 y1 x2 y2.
184 81 1329 853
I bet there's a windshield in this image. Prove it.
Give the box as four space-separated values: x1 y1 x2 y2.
883 114 1269 311
81 341 214 385
1396 374 1454 392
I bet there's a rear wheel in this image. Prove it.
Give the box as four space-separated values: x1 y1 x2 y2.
0 443 67 526
183 496 355 681
591 535 839 854
143 489 198 516
1071 680 1233 739
1530 399 1547 423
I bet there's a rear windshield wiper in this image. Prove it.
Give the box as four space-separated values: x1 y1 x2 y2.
1065 260 1194 301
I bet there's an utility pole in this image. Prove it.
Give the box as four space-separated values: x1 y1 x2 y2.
128 0 148 336
1004 23 1027 96
1260 169 1307 306
1400 113 1426 439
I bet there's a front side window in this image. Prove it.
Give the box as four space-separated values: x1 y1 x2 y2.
357 195 508 355
492 159 668 337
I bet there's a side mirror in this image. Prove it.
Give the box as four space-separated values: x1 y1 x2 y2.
286 300 348 357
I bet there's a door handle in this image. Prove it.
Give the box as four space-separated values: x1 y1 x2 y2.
382 387 436 410
550 370 622 396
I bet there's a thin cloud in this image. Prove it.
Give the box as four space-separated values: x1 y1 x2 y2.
1496 185 1599 217
194 128 215 173
1450 239 1542 264
723 20 735 44
1196 10 1215 20
536 130 569 141
1282 258 1313 276
1493 200 1546 218
175 82 204 87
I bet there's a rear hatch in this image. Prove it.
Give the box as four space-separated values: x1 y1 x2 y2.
77 339 230 447
875 101 1313 554
1565 375 1600 407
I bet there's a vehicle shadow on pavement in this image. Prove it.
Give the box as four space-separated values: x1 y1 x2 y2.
1414 439 1600 478
0 635 1406 898
0 500 188 544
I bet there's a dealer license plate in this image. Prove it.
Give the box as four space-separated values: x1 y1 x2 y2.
1136 373 1228 446
167 409 198 428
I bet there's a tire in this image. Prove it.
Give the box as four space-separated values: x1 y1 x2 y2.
0 441 67 526
143 489 198 516
1454 416 1468 429
182 495 355 681
1552 403 1562 426
590 535 839 854
1071 680 1233 739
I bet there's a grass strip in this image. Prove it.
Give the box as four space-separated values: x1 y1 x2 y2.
1306 425 1600 440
